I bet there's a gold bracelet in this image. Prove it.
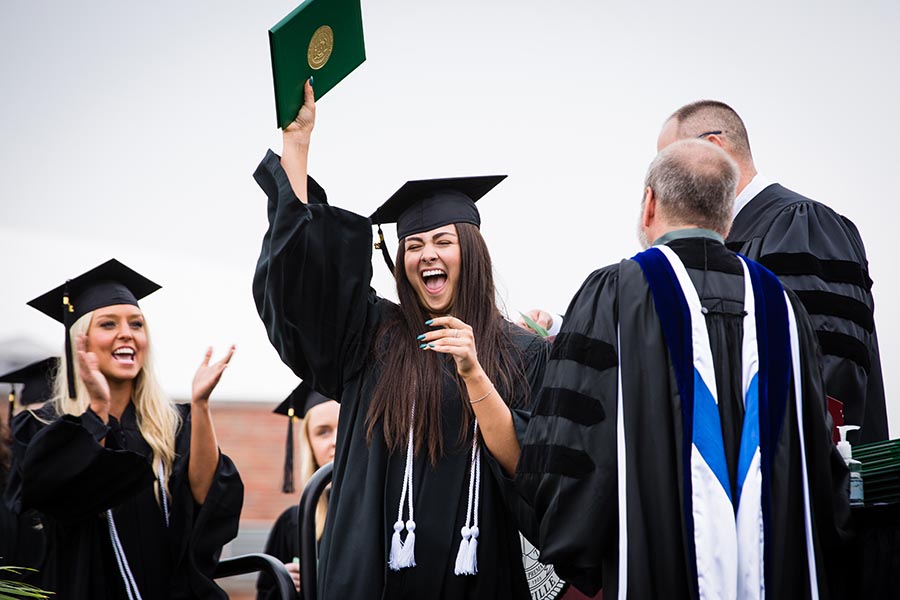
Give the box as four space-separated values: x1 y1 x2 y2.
470 384 495 404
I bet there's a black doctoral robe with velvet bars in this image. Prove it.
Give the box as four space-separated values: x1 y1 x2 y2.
726 183 887 444
252 150 549 600
4 402 243 599
516 237 851 599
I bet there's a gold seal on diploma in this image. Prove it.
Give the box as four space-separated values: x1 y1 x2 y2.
308 25 334 70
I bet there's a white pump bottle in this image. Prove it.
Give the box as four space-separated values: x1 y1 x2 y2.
837 425 864 507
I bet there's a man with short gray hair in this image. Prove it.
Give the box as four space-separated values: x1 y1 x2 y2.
638 137 738 247
518 139 849 598
659 101 887 444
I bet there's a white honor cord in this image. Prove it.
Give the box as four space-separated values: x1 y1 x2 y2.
106 466 168 600
157 463 170 527
389 400 417 570
454 420 481 575
107 510 143 600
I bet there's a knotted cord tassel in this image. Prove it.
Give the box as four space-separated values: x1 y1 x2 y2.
455 421 481 575
454 526 471 574
396 519 417 568
462 525 479 574
389 520 405 570
458 454 481 575
389 400 417 570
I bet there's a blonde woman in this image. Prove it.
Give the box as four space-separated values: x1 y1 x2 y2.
257 383 339 599
3 259 243 599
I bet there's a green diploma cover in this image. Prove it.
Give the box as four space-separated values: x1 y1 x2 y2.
268 0 366 128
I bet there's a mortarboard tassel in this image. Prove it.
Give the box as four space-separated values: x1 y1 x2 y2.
63 284 77 399
374 220 396 275
8 388 15 424
282 407 295 493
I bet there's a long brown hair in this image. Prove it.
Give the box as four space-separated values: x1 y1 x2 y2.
366 223 530 464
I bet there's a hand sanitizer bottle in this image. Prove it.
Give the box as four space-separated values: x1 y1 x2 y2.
837 425 864 507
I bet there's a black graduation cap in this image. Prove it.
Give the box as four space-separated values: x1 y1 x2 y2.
273 382 333 493
27 259 161 399
368 175 507 273
0 357 59 422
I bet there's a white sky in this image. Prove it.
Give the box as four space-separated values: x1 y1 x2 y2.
1 0 898 435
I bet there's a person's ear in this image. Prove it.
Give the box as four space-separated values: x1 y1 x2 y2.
642 186 656 228
705 133 726 149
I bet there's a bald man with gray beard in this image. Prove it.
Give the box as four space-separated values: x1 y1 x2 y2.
518 139 849 599
658 101 887 445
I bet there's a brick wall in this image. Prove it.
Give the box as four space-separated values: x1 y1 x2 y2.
213 400 303 524
211 400 304 599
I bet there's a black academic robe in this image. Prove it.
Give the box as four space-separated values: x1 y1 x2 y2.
257 504 300 600
516 237 851 599
726 183 887 443
0 473 45 584
3 402 243 599
253 150 549 600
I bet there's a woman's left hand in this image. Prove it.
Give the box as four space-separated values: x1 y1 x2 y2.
419 316 482 380
192 345 236 405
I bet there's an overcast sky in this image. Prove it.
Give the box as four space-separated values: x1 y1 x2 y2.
1 0 898 434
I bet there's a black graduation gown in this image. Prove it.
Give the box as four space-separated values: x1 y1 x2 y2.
3 401 243 599
253 150 549 600
0 465 46 582
516 237 851 599
257 504 300 600
726 183 887 443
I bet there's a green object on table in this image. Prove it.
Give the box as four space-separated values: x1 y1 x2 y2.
268 0 366 128
519 312 550 338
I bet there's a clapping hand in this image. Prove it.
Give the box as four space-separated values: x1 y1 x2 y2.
76 333 111 419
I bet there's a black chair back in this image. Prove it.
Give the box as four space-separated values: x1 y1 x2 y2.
213 552 296 599
298 461 334 600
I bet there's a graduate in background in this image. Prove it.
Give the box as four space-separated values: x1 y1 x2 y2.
257 382 339 599
253 80 549 599
3 259 243 599
0 357 54 581
658 101 887 444
517 140 850 598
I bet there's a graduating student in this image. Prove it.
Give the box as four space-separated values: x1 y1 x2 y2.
0 357 54 580
3 259 243 599
658 100 887 443
257 382 339 599
253 81 549 599
517 140 850 598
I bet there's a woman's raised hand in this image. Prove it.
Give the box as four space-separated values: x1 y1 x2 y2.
281 78 316 204
76 333 111 417
191 345 236 405
284 78 316 140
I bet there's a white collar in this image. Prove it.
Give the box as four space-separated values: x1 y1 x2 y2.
734 173 774 218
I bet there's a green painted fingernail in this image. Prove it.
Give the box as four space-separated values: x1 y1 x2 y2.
428 343 436 348
419 343 427 349
425 319 434 325
416 334 426 341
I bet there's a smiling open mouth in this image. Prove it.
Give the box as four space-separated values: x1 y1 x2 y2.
422 269 447 293
112 348 136 364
